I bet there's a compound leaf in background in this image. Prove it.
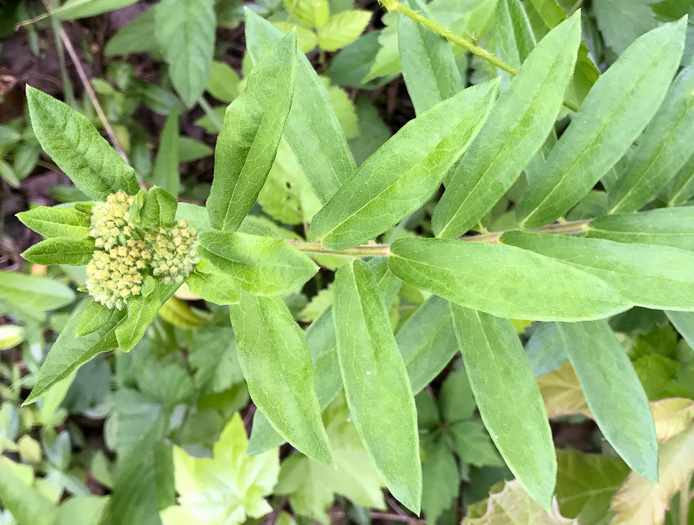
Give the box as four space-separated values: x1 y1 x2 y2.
317 10 372 51
198 231 318 296
311 79 499 250
333 259 421 513
432 13 581 238
155 0 216 107
17 206 90 239
245 9 356 203
517 19 687 228
389 237 630 322
450 305 556 510
284 0 329 27
26 87 140 199
152 109 180 196
556 321 658 482
230 292 334 466
207 32 297 232
398 0 463 115
22 237 94 266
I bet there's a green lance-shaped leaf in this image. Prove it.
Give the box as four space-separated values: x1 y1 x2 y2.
333 259 422 513
556 320 658 482
22 237 94 266
230 292 334 466
501 231 694 311
198 231 318 296
388 237 630 322
154 0 216 107
432 13 581 238
56 0 138 20
516 19 687 229
76 301 114 337
398 0 464 115
24 300 127 405
449 305 556 509
26 87 140 199
587 206 694 252
666 150 694 206
247 257 401 455
494 0 536 88
207 32 297 232
609 55 694 214
152 108 180 196
311 80 499 250
185 261 240 305
245 9 355 203
0 271 75 311
17 206 90 239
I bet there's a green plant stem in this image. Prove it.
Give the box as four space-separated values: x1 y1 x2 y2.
379 0 581 113
285 219 592 257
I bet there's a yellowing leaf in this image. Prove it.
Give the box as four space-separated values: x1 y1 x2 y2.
464 479 577 524
537 362 591 419
158 296 212 328
611 424 694 525
0 325 23 350
651 398 694 441
317 10 371 51
161 413 280 525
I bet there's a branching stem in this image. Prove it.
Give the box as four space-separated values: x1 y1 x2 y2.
285 219 592 257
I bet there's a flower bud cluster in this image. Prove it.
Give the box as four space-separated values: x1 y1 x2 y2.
85 191 198 309
147 221 200 285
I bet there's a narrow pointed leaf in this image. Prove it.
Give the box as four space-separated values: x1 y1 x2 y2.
76 301 113 337
517 19 687 228
609 55 694 213
26 86 139 199
333 259 422 513
388 237 630 322
198 231 318 296
230 292 334 466
115 283 178 352
207 33 297 232
666 150 694 206
398 0 463 115
0 271 75 311
17 206 90 239
152 108 180 196
450 305 556 509
587 207 694 251
312 80 499 250
22 237 94 266
494 0 536 88
245 9 355 203
501 231 694 311
432 14 580 238
556 320 658 482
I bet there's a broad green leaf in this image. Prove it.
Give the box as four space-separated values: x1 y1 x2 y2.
284 0 329 27
516 20 687 228
332 259 422 513
155 0 216 107
398 0 463 115
666 150 694 206
396 295 459 393
56 0 138 20
245 9 356 203
666 311 694 349
592 0 657 55
275 396 386 525
501 231 694 311
556 320 658 481
311 80 499 250
25 301 126 405
76 301 113 337
22 237 94 266
17 206 90 239
464 480 574 524
206 61 241 103
0 457 57 525
317 10 371 51
131 186 177 228
185 262 240 305
432 14 581 238
389 237 630 322
611 424 694 525
152 109 180 196
104 6 158 56
26 87 140 199
116 283 179 352
230 292 334 465
609 55 694 213
207 33 297 232
450 306 556 509
161 414 279 525
555 449 630 525
587 206 694 251
494 0 536 88
198 231 318 296
0 271 75 311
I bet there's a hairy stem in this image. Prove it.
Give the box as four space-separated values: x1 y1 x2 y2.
285 219 592 257
379 0 581 113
